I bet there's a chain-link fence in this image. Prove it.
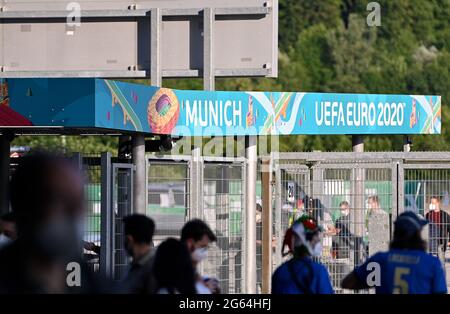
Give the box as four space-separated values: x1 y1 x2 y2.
402 166 450 287
272 152 450 293
200 162 245 294
81 154 102 273
147 159 190 246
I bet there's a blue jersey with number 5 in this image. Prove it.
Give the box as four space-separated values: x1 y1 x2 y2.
354 249 447 294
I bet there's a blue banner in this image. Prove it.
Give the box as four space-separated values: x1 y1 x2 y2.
3 79 442 136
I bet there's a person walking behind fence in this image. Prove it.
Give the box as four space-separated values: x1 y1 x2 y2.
153 238 197 294
425 196 450 260
334 201 354 259
180 219 219 294
271 215 334 294
121 214 157 294
341 211 447 294
0 152 108 293
366 195 390 256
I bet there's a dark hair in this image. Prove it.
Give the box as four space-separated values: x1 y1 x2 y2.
181 219 216 242
339 201 349 207
430 196 440 202
390 229 426 251
154 238 196 294
122 214 155 244
9 151 76 233
256 203 263 212
0 212 17 223
368 195 379 204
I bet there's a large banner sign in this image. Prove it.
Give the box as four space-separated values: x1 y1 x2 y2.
3 79 442 136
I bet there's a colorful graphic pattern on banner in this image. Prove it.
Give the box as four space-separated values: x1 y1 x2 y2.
96 80 441 135
4 79 442 136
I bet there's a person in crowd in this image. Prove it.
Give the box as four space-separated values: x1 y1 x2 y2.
0 152 108 293
334 201 354 259
366 195 390 256
341 211 447 294
0 212 17 250
121 214 157 294
153 238 196 294
425 196 450 257
180 219 219 294
367 195 387 216
271 215 334 294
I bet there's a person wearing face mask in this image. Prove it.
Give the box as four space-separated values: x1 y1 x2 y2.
121 214 157 294
334 201 354 259
342 211 447 294
425 196 450 258
0 212 17 250
0 152 108 294
272 215 334 294
180 219 218 294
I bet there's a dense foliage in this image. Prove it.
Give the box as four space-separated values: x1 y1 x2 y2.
13 0 450 153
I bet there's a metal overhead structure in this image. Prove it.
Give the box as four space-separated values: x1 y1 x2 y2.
0 0 278 293
0 0 278 79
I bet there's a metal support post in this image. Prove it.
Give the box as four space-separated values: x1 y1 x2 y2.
132 134 146 214
403 135 411 152
203 8 215 91
100 152 113 278
352 135 364 265
189 146 203 219
245 136 257 293
151 8 162 87
261 157 272 293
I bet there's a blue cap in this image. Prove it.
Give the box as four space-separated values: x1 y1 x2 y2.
394 211 428 235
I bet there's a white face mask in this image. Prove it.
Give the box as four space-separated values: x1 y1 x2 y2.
311 242 323 257
429 204 437 211
0 233 12 249
192 247 208 263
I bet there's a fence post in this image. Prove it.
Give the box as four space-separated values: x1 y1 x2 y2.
100 152 113 279
245 136 257 293
273 156 283 268
261 157 273 293
71 152 83 170
352 135 364 265
190 146 203 219
132 135 146 214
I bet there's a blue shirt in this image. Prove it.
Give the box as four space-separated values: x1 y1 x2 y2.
354 249 447 294
272 257 334 294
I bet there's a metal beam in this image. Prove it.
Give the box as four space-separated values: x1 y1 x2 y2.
150 8 162 86
0 7 270 19
0 10 149 18
161 68 269 78
270 151 450 162
0 71 146 78
203 8 215 91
